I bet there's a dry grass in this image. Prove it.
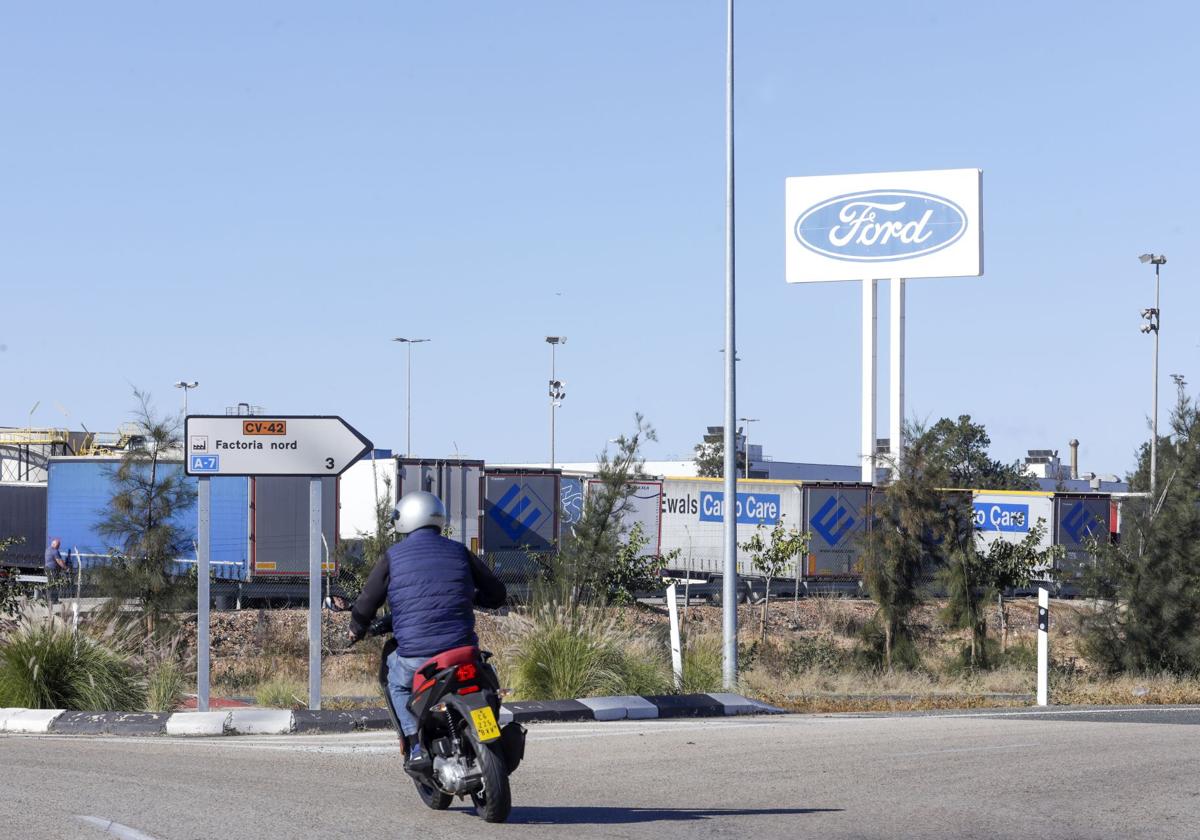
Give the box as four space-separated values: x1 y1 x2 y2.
192 601 1200 712
1052 672 1200 706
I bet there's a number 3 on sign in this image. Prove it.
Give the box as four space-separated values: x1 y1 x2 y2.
325 457 334 470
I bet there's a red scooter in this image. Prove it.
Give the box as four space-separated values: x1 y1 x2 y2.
358 617 526 823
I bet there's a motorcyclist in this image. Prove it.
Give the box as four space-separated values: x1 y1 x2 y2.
348 490 506 768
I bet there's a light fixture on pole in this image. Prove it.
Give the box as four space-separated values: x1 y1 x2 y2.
545 337 567 469
1138 253 1166 497
392 338 430 458
738 417 758 479
174 381 199 416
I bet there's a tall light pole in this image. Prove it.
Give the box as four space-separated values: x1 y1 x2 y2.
546 337 566 469
721 0 738 690
392 338 430 457
1139 254 1166 497
738 417 758 478
174 381 199 416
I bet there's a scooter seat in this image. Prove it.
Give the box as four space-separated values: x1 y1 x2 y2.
413 645 480 694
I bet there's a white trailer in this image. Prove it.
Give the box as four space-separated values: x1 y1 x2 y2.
658 476 805 579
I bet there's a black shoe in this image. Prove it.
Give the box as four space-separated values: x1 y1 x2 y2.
405 743 433 775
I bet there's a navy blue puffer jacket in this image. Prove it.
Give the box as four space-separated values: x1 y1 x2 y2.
386 527 480 658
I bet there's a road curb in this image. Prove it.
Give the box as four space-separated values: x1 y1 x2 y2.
0 693 780 737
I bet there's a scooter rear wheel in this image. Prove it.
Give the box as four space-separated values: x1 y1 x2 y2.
414 779 452 811
468 734 512 823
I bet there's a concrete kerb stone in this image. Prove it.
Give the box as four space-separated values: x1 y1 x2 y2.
292 709 393 734
2 709 66 733
49 712 170 736
706 692 785 716
226 709 294 735
579 695 660 721
165 711 230 737
0 694 776 737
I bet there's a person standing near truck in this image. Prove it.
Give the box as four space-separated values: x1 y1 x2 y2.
43 538 69 602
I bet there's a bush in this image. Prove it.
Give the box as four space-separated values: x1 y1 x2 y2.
0 621 144 711
681 634 724 693
784 635 845 673
145 660 186 712
613 635 674 696
855 618 921 671
254 676 307 709
506 605 681 699
509 607 629 699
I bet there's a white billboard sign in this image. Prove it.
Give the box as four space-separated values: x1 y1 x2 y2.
184 415 372 477
785 168 982 283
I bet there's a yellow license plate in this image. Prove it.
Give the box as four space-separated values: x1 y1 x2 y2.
469 706 501 742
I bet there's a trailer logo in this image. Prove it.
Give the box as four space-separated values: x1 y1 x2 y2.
973 503 1029 533
811 496 856 546
1062 502 1101 544
794 190 967 262
488 483 546 542
698 491 781 525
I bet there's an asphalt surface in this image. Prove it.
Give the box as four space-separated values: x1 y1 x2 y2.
4 706 1200 840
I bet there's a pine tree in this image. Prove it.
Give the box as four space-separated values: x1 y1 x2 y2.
861 431 962 670
1081 391 1200 674
96 390 196 634
551 414 656 607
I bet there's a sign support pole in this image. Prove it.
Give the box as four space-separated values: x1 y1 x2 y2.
308 478 323 710
1037 587 1049 706
861 279 878 484
890 278 906 476
666 581 683 690
197 476 211 713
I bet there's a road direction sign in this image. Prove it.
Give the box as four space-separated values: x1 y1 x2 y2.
184 415 372 477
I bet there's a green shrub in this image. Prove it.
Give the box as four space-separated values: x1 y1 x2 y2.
613 636 673 696
680 634 724 693
0 621 144 711
510 607 628 699
254 676 306 709
145 660 186 712
855 618 922 671
785 635 845 673
997 641 1038 670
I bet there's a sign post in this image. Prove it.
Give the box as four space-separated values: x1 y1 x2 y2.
197 476 211 713
665 581 683 690
785 169 983 482
186 415 371 712
1037 587 1050 707
308 478 323 709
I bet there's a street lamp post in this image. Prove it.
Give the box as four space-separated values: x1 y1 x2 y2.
1139 254 1166 497
174 381 199 416
738 417 758 478
546 337 567 469
393 338 430 458
721 0 738 691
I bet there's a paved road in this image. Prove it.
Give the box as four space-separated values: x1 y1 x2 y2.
4 706 1200 839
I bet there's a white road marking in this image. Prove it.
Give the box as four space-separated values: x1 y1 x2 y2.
77 816 162 840
863 706 1200 721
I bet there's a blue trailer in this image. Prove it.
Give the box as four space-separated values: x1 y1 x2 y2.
47 457 250 581
45 456 337 605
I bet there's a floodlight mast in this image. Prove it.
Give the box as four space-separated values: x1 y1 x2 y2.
1138 254 1166 497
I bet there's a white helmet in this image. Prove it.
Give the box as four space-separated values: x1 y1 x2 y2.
393 490 447 534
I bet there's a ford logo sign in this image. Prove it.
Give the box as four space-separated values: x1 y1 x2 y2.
794 190 967 262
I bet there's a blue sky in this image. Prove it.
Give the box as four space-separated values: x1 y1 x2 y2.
3 1 1196 475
